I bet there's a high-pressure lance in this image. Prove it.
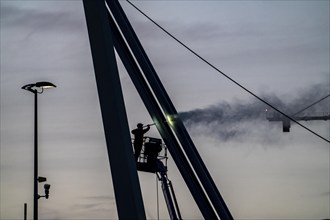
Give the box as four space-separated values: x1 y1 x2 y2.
143 122 161 128
143 115 177 128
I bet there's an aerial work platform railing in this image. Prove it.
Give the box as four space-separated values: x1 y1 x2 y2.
134 137 168 173
83 0 233 219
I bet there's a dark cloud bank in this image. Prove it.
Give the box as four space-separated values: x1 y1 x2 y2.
180 84 329 142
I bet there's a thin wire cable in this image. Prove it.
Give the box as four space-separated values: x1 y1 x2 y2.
126 0 330 143
292 94 330 116
156 174 159 220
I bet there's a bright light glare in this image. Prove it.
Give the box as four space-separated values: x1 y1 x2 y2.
40 85 55 89
35 81 56 89
166 115 174 126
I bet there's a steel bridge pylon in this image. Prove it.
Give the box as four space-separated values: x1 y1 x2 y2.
83 1 233 219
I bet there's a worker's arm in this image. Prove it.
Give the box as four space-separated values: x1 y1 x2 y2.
143 125 150 133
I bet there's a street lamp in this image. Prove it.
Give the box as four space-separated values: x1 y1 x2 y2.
22 81 56 220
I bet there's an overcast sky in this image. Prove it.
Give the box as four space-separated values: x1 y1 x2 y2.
1 1 329 219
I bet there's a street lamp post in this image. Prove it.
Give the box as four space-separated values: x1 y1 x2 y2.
22 81 56 220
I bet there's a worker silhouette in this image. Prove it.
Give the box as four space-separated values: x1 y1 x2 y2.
132 123 150 161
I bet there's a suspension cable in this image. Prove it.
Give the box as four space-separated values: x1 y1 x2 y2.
156 174 159 220
126 0 330 143
292 94 330 116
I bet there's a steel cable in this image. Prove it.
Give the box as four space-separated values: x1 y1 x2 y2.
126 0 330 143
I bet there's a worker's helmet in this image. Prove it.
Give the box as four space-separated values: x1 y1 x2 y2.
137 123 143 128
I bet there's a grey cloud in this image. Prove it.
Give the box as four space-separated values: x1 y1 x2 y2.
127 16 255 44
1 2 90 76
84 195 116 201
73 202 104 210
71 195 116 216
318 191 330 197
1 2 86 45
41 208 63 220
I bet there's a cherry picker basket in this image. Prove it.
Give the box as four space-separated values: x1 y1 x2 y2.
133 136 168 173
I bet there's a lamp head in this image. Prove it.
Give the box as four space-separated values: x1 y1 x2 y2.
35 81 56 89
22 81 56 93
